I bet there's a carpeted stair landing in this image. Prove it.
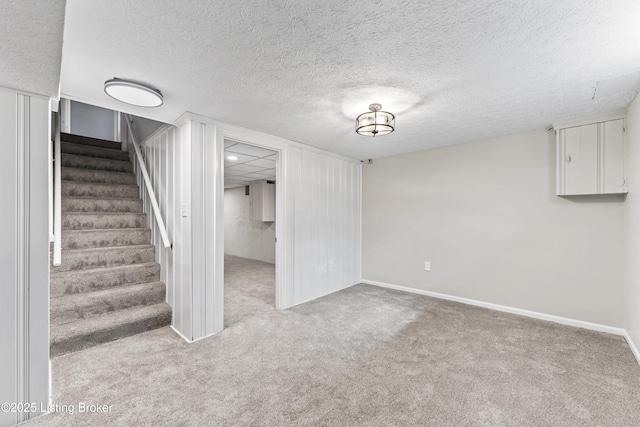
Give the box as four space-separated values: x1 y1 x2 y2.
50 133 171 358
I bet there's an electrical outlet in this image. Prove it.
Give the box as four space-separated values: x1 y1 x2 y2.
424 262 431 271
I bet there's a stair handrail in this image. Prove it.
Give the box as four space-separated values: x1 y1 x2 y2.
124 114 172 249
53 111 62 266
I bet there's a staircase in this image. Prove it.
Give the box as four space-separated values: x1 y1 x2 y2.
50 133 171 358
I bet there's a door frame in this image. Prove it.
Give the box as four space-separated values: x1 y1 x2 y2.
213 123 292 315
221 137 282 308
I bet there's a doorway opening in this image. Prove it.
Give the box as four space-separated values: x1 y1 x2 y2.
222 139 279 327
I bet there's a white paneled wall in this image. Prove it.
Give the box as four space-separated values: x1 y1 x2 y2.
216 117 362 309
133 113 361 342
130 124 189 335
0 88 50 426
290 147 361 304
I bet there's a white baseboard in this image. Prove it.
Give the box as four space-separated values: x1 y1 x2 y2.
362 279 626 336
623 331 640 366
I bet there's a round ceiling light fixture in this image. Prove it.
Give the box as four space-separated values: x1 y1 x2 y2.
355 103 395 137
104 78 164 107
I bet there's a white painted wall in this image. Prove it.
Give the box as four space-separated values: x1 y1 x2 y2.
70 100 116 141
362 129 624 327
224 187 276 264
137 113 361 342
0 87 50 426
624 94 640 360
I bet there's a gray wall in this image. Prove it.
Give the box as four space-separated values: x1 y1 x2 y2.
0 88 50 426
625 94 640 354
362 129 624 327
224 187 276 263
70 100 116 140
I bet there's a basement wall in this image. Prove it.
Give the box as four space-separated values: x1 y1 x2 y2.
224 187 276 264
624 93 640 359
70 100 117 141
362 129 624 327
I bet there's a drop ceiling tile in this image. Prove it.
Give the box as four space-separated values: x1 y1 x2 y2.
226 144 277 158
225 168 250 177
244 158 276 168
233 175 256 182
226 164 265 173
224 152 258 164
243 172 275 180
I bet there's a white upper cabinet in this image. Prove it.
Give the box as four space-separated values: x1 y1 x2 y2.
250 181 275 222
555 113 627 196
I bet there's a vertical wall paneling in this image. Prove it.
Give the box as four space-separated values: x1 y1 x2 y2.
27 96 50 419
210 116 362 310
0 88 50 427
135 113 361 342
207 125 223 334
166 128 175 305
179 122 193 339
190 123 205 339
276 146 292 309
0 90 19 427
132 123 193 338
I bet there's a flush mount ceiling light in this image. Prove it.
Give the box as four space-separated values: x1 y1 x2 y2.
104 78 163 107
355 103 395 137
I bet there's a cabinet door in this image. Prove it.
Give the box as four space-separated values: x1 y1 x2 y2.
249 182 275 222
250 183 262 221
261 183 275 222
563 124 598 195
602 119 625 194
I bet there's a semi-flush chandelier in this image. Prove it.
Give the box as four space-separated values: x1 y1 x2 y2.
104 78 164 107
355 103 395 136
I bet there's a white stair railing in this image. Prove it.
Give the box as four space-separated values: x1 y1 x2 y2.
124 114 172 249
53 112 62 266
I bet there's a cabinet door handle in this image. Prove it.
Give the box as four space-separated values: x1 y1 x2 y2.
566 155 572 163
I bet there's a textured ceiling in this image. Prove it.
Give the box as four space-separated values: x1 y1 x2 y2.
0 0 66 97
59 0 640 159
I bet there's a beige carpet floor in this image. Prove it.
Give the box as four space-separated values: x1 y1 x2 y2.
22 255 640 426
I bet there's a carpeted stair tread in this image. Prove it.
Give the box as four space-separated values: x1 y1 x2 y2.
62 181 139 198
51 281 167 326
51 262 161 297
62 196 143 213
51 244 156 272
62 212 148 230
62 228 151 249
61 132 122 150
61 167 137 185
61 153 134 173
61 141 130 161
50 302 172 358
